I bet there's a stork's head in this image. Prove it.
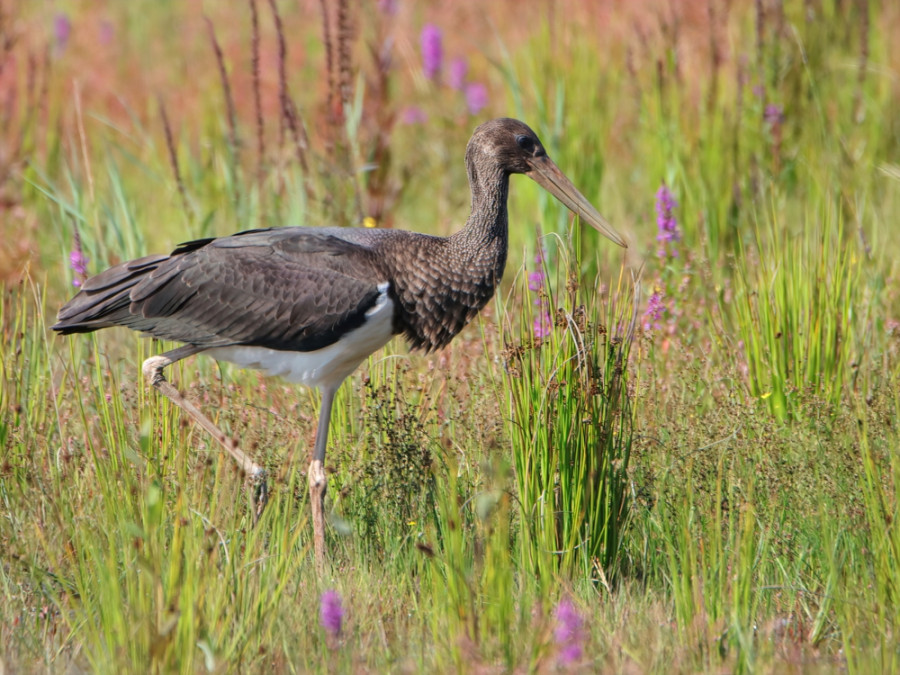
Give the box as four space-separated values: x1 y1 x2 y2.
467 118 627 248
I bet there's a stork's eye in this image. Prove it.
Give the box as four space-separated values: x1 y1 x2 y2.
516 134 536 152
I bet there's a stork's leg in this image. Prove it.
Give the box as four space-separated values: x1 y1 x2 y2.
142 345 269 523
309 387 336 571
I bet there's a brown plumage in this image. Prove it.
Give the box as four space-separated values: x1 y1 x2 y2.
53 118 627 569
55 226 496 353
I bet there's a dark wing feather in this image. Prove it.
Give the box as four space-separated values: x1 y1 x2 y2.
53 229 391 352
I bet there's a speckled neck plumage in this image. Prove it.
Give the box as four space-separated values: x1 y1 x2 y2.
387 149 511 352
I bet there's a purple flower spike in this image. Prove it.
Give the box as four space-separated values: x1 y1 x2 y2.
464 82 488 115
69 249 87 275
644 290 666 331
554 597 584 666
320 590 344 638
401 106 427 125
448 57 468 91
528 252 551 338
54 13 72 50
528 253 545 292
420 24 443 80
655 184 680 258
70 248 88 287
764 103 784 127
99 20 115 45
533 312 552 339
377 0 397 16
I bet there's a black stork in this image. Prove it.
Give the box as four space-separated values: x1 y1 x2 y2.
53 118 627 568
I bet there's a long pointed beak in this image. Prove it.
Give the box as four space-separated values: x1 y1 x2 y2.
526 155 627 248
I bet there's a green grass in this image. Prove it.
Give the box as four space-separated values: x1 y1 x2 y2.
500 231 636 581
731 200 865 420
3 0 900 672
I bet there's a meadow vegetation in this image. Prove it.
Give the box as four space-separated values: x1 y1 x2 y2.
1 0 900 672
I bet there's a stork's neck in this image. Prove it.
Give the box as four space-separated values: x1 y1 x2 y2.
452 153 510 252
389 151 512 352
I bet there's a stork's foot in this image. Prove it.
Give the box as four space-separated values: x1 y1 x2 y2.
250 468 269 526
308 459 327 572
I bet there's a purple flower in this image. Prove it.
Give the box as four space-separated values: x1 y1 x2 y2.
54 13 71 50
528 252 551 338
401 106 427 125
420 24 443 80
764 103 784 127
655 184 679 258
99 20 114 45
529 252 546 291
448 57 468 91
527 253 546 293
70 248 88 287
319 590 344 637
464 82 488 115
377 0 397 15
533 312 552 339
644 290 666 331
554 598 584 666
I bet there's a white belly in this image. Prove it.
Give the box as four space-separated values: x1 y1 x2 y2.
207 285 395 391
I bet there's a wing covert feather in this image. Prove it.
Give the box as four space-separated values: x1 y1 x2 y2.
125 232 391 351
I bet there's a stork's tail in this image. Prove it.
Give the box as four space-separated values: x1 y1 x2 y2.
52 254 168 335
